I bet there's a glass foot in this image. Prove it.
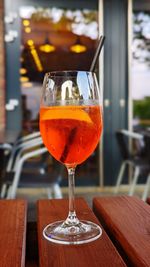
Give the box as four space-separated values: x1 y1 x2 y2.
43 220 102 245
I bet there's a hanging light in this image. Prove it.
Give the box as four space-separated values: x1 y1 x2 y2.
39 34 56 53
70 36 87 53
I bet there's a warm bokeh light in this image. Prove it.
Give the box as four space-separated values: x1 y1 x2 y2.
20 57 24 62
23 19 30 26
70 44 87 53
27 39 43 72
25 27 31 33
20 68 27 75
39 44 56 53
20 76 29 82
31 48 36 54
30 48 43 72
22 82 33 88
27 39 34 46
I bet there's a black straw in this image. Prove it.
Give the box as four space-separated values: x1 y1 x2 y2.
90 35 105 72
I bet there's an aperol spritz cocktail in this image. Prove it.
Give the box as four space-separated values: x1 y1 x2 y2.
39 71 103 245
40 105 102 166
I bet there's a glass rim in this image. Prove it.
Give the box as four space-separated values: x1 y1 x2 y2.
44 70 96 78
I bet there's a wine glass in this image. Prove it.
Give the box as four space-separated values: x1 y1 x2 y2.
39 70 103 245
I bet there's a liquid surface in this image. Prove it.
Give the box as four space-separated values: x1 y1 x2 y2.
40 105 103 166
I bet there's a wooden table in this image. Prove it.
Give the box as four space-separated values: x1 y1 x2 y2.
37 198 126 267
0 199 27 267
93 196 150 267
1 196 149 267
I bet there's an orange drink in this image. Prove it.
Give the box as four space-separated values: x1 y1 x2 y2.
40 105 102 166
40 71 104 244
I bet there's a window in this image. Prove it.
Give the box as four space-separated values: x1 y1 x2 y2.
20 6 99 132
132 10 150 130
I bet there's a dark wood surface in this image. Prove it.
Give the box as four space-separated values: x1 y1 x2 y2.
0 199 27 267
93 196 150 267
37 198 126 267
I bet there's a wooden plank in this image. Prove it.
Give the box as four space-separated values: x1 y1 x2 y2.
0 200 27 267
93 196 150 267
37 198 126 267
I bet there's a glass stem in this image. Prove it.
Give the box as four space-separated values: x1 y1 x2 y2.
66 166 79 225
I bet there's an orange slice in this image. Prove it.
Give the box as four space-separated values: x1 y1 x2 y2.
41 108 93 124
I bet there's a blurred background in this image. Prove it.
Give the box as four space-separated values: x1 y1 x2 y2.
0 0 150 207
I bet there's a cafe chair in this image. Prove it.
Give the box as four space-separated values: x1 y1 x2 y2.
0 143 13 171
1 132 42 197
0 143 12 152
114 129 150 196
6 147 62 199
2 145 63 199
11 137 43 171
6 131 41 172
1 132 63 199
